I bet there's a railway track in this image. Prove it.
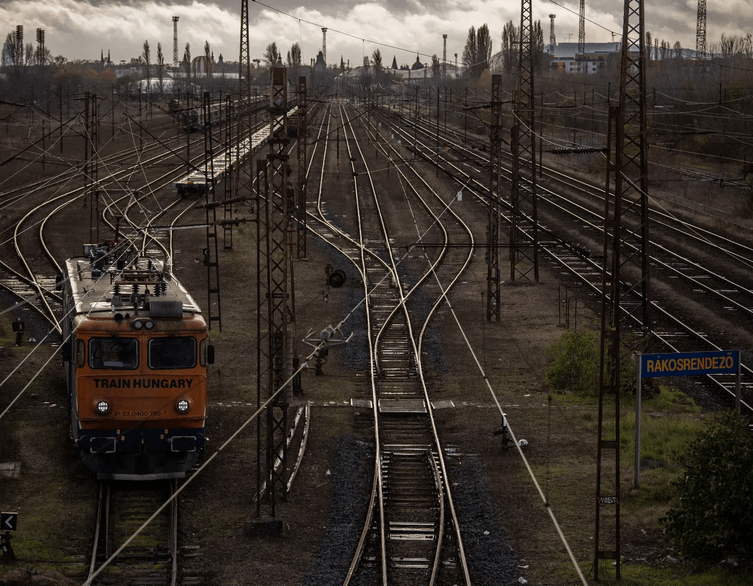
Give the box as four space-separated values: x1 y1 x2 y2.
0 105 273 333
86 480 201 586
305 103 472 585
378 104 753 413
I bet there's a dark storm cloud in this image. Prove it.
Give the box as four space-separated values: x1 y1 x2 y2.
0 0 750 62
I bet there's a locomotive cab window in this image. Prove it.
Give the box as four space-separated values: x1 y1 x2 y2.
149 337 197 369
90 337 138 369
76 339 86 368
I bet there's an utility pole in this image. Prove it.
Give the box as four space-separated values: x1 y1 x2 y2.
223 94 234 250
549 14 556 52
595 0 650 579
696 0 707 57
296 76 308 259
510 0 539 282
442 34 448 78
84 92 99 243
256 61 292 518
235 0 254 220
578 0 586 56
578 0 586 72
487 75 502 322
172 16 179 68
202 92 222 331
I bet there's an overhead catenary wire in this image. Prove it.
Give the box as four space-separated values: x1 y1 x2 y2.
1 83 746 583
391 143 590 584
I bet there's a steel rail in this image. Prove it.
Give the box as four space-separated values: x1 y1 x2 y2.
364 114 475 585
344 101 472 585
341 102 388 586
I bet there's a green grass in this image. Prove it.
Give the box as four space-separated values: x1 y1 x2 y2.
519 384 744 585
588 563 752 585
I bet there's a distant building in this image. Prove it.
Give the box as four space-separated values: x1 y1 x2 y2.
192 55 212 75
546 42 619 73
313 51 326 73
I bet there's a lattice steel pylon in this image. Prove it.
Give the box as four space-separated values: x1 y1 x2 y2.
443 34 448 78
696 0 707 57
223 94 234 250
487 75 502 322
235 0 255 216
594 0 650 578
84 92 100 244
578 0 586 56
202 93 222 332
256 62 291 518
172 16 179 68
296 76 308 259
549 14 556 52
509 0 539 282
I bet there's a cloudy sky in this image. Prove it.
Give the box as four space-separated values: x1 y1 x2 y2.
1 0 751 67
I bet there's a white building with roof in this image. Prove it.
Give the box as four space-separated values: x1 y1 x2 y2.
546 42 619 73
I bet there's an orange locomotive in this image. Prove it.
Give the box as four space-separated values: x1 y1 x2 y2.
62 245 213 480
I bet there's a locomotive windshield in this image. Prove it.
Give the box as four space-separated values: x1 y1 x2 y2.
90 337 139 369
148 337 197 369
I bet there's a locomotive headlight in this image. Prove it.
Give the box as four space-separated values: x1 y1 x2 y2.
176 399 190 413
144 320 155 330
96 400 111 415
133 319 144 330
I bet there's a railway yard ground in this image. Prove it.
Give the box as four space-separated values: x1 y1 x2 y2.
1 230 741 586
1 95 753 586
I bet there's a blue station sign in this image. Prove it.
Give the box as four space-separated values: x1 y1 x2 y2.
641 351 739 378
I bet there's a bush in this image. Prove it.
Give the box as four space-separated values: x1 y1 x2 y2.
545 329 600 394
545 328 636 396
662 412 753 565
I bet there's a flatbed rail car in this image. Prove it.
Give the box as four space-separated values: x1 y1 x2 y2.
61 244 214 480
172 106 299 196
173 130 268 196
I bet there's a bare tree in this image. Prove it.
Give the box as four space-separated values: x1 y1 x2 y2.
501 21 518 73
477 24 493 75
184 42 191 96
372 48 383 78
673 41 683 59
157 42 165 93
142 39 151 91
204 40 212 79
463 24 492 79
287 42 302 67
462 26 478 77
533 20 545 71
2 31 34 78
431 54 441 78
264 42 280 66
660 40 670 60
287 42 302 79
